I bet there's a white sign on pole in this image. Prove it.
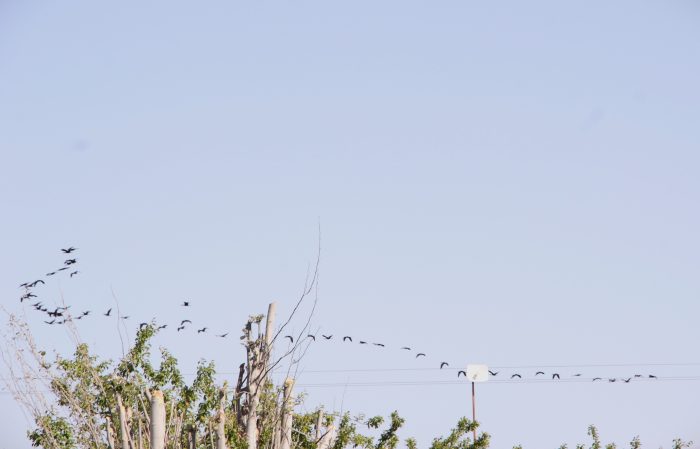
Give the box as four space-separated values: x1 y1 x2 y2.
466 364 489 382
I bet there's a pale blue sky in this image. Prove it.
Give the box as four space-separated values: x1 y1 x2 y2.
1 1 699 448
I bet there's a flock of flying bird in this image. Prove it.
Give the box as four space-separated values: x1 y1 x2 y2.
18 247 660 384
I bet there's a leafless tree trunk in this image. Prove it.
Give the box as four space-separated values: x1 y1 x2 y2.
245 302 277 449
317 425 336 449
150 390 166 449
315 407 324 441
216 389 228 449
116 393 130 449
280 378 294 449
106 416 117 449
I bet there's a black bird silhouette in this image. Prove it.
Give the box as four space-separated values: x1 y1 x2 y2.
180 320 192 326
608 378 616 383
552 373 560 379
634 374 642 378
44 319 56 325
416 353 426 358
82 311 90 316
140 322 148 329
64 259 77 265
488 370 499 376
31 301 42 307
104 308 112 317
511 374 522 379
458 371 467 378
19 282 29 288
157 324 167 330
573 374 582 377
177 326 185 331
57 267 69 271
61 247 77 253
593 377 602 381
648 374 657 379
623 378 631 383
359 341 368 345
217 333 229 338
373 343 385 347
75 315 84 320
182 301 190 307
122 316 130 320
322 335 333 340
46 272 56 276
440 362 449 369
28 280 45 287
70 271 79 277
285 335 294 343
197 327 207 333
400 347 411 351
343 336 352 342
535 371 545 376
308 335 316 341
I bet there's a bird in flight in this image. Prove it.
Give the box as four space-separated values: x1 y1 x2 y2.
634 374 642 378
416 353 426 358
177 326 185 332
157 324 167 330
373 343 385 347
44 319 56 325
440 362 449 369
197 327 207 333
458 371 466 378
308 335 316 341
535 371 545 376
552 373 560 379
343 336 352 342
573 373 582 377
104 308 112 317
82 311 90 316
182 301 190 307
359 341 368 345
322 334 333 340
122 316 130 320
488 370 499 376
61 247 77 254
511 374 522 379
593 377 602 381
46 272 56 276
285 335 294 343
70 271 79 277
608 378 617 383
401 347 411 351
28 280 45 288
57 267 69 271
216 333 229 338
180 320 192 326
622 378 631 383
648 374 657 379
64 259 77 265
140 323 148 329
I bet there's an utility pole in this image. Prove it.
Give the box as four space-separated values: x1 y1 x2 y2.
471 382 477 443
